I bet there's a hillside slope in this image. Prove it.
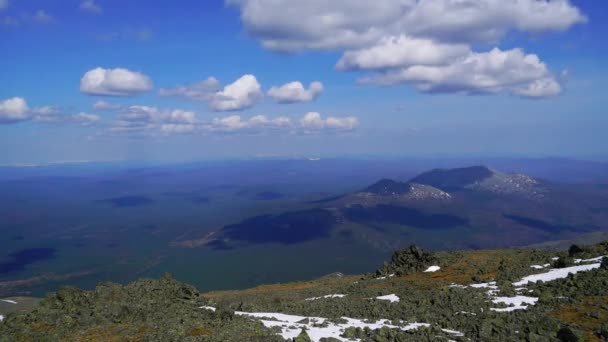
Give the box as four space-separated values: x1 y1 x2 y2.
1 242 608 341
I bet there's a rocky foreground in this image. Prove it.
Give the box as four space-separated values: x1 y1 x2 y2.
1 243 608 341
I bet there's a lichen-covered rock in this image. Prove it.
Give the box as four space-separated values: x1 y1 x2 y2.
0 273 282 342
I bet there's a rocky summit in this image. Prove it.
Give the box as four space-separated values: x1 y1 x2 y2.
2 242 608 341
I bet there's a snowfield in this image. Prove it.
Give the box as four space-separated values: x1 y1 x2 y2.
1 300 17 304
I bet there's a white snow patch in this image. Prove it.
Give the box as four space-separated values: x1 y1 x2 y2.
530 265 546 270
235 311 432 341
491 306 527 312
489 257 602 312
442 328 464 336
305 294 346 301
492 296 538 310
0 314 3 321
199 306 216 312
513 263 601 286
376 273 395 280
469 281 497 289
376 294 400 303
1 300 17 304
574 256 605 264
424 266 441 273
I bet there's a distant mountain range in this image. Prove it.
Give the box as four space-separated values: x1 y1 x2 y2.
369 165 547 197
171 165 608 253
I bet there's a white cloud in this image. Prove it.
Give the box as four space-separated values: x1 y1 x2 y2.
0 97 30 123
33 10 53 23
80 0 102 14
209 114 292 132
161 75 263 111
32 106 59 116
107 105 199 136
336 35 469 70
0 97 107 126
403 0 587 43
326 116 360 130
300 112 359 132
209 74 263 111
159 77 220 101
31 106 63 123
93 100 122 110
118 106 196 125
228 0 586 51
160 124 196 134
207 112 358 134
228 0 584 98
359 47 561 98
0 0 8 11
80 67 153 96
72 112 101 126
268 81 323 103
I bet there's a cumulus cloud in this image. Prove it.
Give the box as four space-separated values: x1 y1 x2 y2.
208 114 292 132
72 112 101 126
268 81 323 103
0 97 105 126
31 106 63 123
228 0 586 51
336 35 469 70
106 105 199 136
207 112 358 134
118 106 196 124
93 100 122 110
159 77 220 101
80 67 153 96
359 47 562 98
80 0 102 14
0 97 30 123
300 112 359 132
228 0 585 98
209 74 263 111
161 75 262 111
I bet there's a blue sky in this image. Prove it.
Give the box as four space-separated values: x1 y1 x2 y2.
0 0 607 164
